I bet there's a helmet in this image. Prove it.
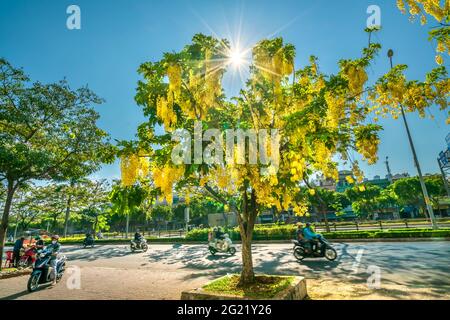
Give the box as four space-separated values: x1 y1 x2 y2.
305 222 311 227
51 235 60 241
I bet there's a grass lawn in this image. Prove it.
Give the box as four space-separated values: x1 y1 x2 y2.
0 268 18 274
203 274 295 299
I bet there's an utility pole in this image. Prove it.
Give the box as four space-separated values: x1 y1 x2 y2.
438 158 450 197
388 49 438 229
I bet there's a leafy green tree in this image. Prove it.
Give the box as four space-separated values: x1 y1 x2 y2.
345 184 382 219
0 59 113 269
149 205 173 227
109 183 148 238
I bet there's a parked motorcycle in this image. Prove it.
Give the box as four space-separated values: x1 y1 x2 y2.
27 249 67 292
83 237 95 248
293 236 337 262
208 234 236 256
130 238 148 252
17 246 38 269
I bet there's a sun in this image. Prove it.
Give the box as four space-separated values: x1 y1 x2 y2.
228 48 245 68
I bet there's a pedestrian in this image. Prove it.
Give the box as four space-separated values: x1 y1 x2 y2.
13 236 25 268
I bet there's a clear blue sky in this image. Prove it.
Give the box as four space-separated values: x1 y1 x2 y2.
1 0 448 181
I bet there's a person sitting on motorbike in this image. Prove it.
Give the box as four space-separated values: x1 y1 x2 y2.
46 235 61 285
134 230 143 243
33 236 45 252
303 223 322 253
86 232 94 241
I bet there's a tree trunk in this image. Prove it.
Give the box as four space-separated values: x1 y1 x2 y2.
238 189 257 286
93 216 98 238
240 233 255 285
125 214 130 239
322 207 330 232
63 195 72 238
0 180 16 271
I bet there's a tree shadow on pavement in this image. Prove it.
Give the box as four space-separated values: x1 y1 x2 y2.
62 245 134 262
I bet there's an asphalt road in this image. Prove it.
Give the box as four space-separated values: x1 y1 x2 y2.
0 241 449 300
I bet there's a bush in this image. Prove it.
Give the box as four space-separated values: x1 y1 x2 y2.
185 226 450 241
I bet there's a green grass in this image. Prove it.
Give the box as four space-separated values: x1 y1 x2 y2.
0 268 18 274
203 274 295 299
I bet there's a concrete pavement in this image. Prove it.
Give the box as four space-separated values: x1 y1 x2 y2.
0 241 449 300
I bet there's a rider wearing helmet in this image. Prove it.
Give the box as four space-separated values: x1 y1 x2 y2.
303 223 321 253
34 236 45 251
47 235 61 285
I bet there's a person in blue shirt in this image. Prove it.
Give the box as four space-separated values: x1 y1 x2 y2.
302 223 321 253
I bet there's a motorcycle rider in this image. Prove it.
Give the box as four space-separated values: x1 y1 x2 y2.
134 230 144 247
212 227 226 249
46 235 61 285
303 223 322 253
33 236 45 252
84 233 94 245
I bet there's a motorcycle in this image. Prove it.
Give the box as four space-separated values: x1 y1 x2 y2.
83 237 95 248
17 246 38 269
130 237 148 252
27 249 67 292
208 233 236 256
293 236 337 262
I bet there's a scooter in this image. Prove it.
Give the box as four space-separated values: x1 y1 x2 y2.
27 249 66 292
83 237 95 248
17 246 38 269
130 238 148 252
293 236 337 262
208 233 236 256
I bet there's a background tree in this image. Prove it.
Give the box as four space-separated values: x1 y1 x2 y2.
149 205 173 228
109 183 148 238
0 58 114 269
346 184 383 219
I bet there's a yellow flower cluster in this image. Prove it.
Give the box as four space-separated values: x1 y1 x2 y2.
355 135 380 165
152 165 185 205
156 95 177 131
397 0 449 64
325 92 346 129
120 154 150 187
341 63 368 97
288 153 306 183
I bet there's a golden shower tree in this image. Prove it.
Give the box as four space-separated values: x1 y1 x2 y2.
120 32 447 285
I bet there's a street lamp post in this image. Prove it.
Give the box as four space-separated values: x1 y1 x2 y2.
387 49 438 229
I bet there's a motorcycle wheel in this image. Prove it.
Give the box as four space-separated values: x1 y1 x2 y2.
324 247 337 261
27 273 40 292
294 247 306 262
142 244 148 252
130 245 136 252
228 247 236 256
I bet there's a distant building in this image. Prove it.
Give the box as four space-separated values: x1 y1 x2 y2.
336 170 354 193
392 173 410 181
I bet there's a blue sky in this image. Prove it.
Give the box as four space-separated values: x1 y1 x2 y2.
0 0 448 181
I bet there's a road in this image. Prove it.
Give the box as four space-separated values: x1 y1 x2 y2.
0 241 449 300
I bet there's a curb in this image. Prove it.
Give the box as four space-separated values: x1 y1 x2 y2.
0 269 32 280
